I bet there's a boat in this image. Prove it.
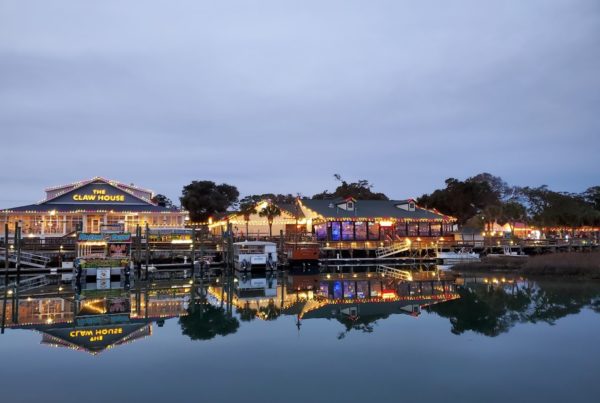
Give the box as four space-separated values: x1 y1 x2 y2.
436 248 480 264
233 241 278 272
488 246 528 258
284 241 320 262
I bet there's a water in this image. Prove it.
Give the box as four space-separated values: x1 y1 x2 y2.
1 270 600 403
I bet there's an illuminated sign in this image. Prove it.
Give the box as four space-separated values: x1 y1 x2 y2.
69 327 123 342
72 189 125 202
78 233 105 242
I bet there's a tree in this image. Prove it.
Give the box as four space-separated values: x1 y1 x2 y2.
468 172 514 200
500 201 528 236
238 198 257 238
517 186 600 230
180 181 239 222
178 302 239 340
418 177 501 224
312 174 388 200
259 203 281 237
583 186 600 211
151 194 174 208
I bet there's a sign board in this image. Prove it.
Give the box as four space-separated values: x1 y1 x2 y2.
250 278 267 287
78 233 105 242
250 256 267 264
97 268 110 280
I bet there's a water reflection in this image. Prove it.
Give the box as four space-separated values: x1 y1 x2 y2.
426 274 600 336
2 266 600 354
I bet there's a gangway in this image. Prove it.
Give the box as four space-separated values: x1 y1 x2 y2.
0 275 50 293
0 251 50 268
375 240 411 259
376 265 413 281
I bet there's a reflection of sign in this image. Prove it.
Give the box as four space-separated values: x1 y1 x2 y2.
250 278 267 287
97 279 110 289
107 298 130 314
97 269 110 280
72 189 125 202
69 327 124 342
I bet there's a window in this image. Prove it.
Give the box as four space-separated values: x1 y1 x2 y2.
418 222 430 236
314 223 327 241
356 281 369 298
396 223 408 236
347 202 354 210
333 281 343 299
331 222 341 241
355 222 367 240
430 224 441 236
370 281 382 297
343 281 355 298
318 282 329 298
341 221 354 241
408 202 416 211
368 222 380 240
408 224 418 236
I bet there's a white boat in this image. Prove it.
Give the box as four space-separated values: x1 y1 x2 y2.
488 246 528 258
436 249 480 263
233 241 278 271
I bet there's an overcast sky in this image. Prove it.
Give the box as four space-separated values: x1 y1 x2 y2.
1 0 599 208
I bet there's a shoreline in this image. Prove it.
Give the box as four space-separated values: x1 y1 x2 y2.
451 252 600 279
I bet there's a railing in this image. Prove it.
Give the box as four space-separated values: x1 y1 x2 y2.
376 265 413 281
375 240 411 258
0 275 49 292
0 250 51 268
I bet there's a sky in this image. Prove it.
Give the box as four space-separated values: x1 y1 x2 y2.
1 0 599 208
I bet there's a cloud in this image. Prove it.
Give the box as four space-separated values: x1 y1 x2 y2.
1 0 599 207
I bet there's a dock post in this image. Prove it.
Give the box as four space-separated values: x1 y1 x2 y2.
145 223 150 280
1 223 9 334
190 227 196 279
227 223 234 274
15 223 21 288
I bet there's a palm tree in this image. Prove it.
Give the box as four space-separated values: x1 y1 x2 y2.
259 203 281 237
239 201 257 239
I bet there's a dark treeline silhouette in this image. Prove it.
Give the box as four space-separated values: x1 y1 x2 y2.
418 172 600 229
177 173 599 227
426 281 600 337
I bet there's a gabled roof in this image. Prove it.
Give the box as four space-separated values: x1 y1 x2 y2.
300 198 454 221
2 178 183 214
43 177 155 205
2 203 180 213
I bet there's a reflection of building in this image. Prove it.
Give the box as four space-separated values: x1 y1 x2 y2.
1 177 187 238
208 272 460 322
2 283 191 354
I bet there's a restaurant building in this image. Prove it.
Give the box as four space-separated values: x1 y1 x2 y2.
298 197 457 243
208 196 456 244
1 177 188 239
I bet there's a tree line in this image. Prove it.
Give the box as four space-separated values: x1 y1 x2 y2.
151 173 600 229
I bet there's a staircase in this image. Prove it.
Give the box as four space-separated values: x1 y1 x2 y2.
0 251 50 268
375 240 411 258
376 265 413 281
0 275 50 293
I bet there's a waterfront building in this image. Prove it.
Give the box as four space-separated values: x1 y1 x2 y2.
298 197 457 243
1 177 188 239
208 199 303 238
208 197 456 244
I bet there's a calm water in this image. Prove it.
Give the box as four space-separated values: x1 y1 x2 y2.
1 269 600 403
